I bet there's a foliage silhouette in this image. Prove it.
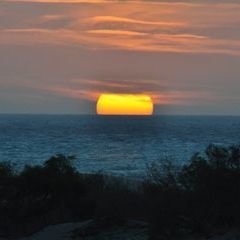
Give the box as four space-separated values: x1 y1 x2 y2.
1 145 240 238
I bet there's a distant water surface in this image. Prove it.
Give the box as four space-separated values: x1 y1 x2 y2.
0 115 240 178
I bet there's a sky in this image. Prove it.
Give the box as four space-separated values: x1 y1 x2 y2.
0 0 240 115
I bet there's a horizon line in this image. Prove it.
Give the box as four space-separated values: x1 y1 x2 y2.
1 113 240 117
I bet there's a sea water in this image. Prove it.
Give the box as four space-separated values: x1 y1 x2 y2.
0 115 240 178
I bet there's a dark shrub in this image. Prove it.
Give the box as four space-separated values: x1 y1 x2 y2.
0 161 15 179
1 145 240 238
180 145 240 231
94 176 141 225
143 162 186 238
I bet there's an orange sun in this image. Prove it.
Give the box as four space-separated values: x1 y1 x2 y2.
96 94 154 115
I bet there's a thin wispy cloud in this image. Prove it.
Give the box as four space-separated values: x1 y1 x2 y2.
38 85 212 106
3 0 107 2
87 29 148 36
2 28 240 56
0 0 240 114
88 16 186 27
1 1 240 56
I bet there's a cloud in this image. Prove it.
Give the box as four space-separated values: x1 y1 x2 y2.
1 27 240 56
37 84 211 106
21 76 214 108
1 1 240 56
3 0 106 2
88 16 186 28
3 0 240 3
87 29 148 36
1 0 240 114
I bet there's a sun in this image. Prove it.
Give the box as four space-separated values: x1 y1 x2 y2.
96 94 154 115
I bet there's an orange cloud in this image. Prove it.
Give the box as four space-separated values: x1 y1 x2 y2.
2 28 240 56
1 0 240 57
88 16 186 27
4 0 106 2
34 82 212 107
87 29 147 36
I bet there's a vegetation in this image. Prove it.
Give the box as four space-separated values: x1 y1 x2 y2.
1 145 240 238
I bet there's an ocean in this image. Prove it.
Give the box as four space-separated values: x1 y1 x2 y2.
0 115 240 178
